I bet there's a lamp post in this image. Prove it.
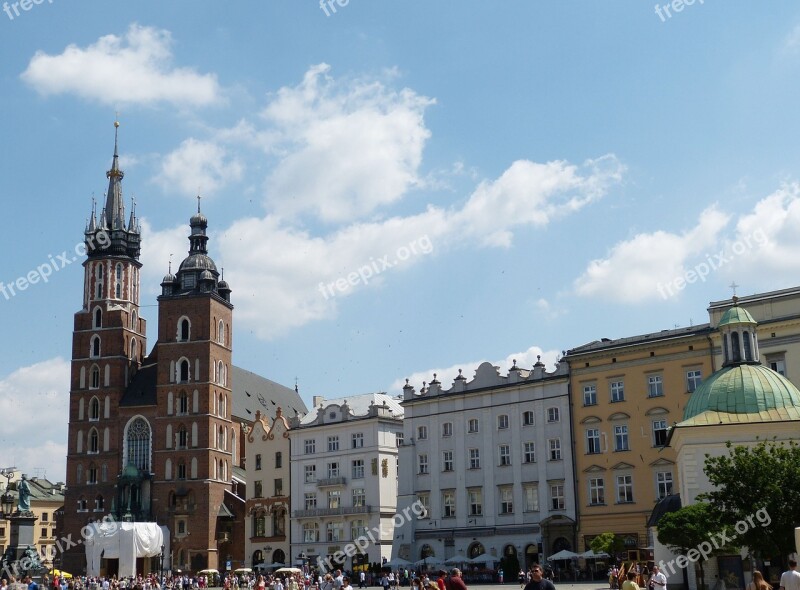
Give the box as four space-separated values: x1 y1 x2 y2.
160 544 165 582
1 469 14 517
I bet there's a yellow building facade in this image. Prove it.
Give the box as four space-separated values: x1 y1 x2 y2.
564 326 714 560
0 469 65 571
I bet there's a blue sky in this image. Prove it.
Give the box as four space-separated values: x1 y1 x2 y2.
2 1 800 481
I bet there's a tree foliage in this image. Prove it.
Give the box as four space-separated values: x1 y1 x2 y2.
701 439 800 561
657 503 726 590
591 532 624 557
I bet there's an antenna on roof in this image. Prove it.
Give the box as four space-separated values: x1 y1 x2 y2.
295 377 299 394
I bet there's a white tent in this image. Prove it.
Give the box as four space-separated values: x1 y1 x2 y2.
84 522 168 578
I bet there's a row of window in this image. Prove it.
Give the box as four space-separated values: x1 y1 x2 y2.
170 358 229 387
304 488 367 510
252 511 286 537
301 519 369 543
416 409 559 441
587 472 673 505
415 482 564 518
166 390 228 418
76 495 105 512
417 440 561 474
585 420 669 453
254 452 282 470
175 317 228 346
90 262 136 303
92 306 139 332
303 458 369 482
303 432 366 454
581 371 702 406
253 478 284 497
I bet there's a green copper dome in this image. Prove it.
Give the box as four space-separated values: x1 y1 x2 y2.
717 305 756 327
683 363 800 421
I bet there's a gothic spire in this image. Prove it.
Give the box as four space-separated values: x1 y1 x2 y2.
104 120 126 230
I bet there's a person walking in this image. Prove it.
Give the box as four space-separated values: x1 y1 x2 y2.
446 571 466 590
522 565 554 590
748 570 770 590
649 566 666 590
780 560 800 590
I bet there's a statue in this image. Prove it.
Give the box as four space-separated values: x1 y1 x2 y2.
17 475 31 512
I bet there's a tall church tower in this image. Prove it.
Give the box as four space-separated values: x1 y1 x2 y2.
153 200 234 572
63 122 146 572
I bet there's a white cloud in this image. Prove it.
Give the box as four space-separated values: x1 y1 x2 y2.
783 24 800 53
0 358 69 482
725 183 800 282
453 156 624 247
139 219 189 296
388 345 563 394
21 24 220 106
154 138 244 198
573 205 730 302
261 63 435 223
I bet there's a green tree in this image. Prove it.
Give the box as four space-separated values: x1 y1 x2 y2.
702 439 800 563
657 502 728 590
590 533 624 558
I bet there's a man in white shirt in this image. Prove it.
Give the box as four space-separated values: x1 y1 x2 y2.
650 566 667 590
780 560 800 590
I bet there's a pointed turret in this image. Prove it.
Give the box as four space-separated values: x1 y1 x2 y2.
104 121 126 231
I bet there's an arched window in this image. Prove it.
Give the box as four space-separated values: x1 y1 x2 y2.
273 509 285 536
218 320 225 345
219 426 225 450
165 459 172 480
95 495 104 511
252 550 264 568
115 264 122 299
93 308 102 328
76 465 83 485
131 310 138 330
89 397 100 421
91 336 101 358
91 365 100 389
217 361 224 385
76 430 84 453
179 359 190 383
179 318 190 342
178 392 188 415
116 264 122 281
253 514 266 537
731 332 741 362
177 425 188 449
219 393 224 416
125 417 151 472
743 331 753 361
115 283 121 299
89 428 99 453
96 264 104 299
130 338 137 361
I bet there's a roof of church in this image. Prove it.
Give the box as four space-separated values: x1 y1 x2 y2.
231 366 307 422
717 303 757 327
119 363 307 422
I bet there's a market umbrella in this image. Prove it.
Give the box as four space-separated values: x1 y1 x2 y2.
468 554 496 565
579 550 609 559
547 550 579 561
444 556 466 565
384 558 413 568
413 557 443 568
234 568 253 574
51 570 73 579
275 567 302 574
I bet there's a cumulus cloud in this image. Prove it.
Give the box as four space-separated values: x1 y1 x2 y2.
21 24 220 106
154 138 244 198
388 345 563 394
573 205 731 302
260 63 434 222
0 358 70 482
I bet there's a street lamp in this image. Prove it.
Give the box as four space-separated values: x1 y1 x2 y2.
1 469 14 517
160 544 165 582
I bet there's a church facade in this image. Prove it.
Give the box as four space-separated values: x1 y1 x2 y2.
61 124 306 575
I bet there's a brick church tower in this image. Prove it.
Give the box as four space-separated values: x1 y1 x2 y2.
62 123 243 575
63 121 147 572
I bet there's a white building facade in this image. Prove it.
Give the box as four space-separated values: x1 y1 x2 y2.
289 394 404 573
393 360 575 574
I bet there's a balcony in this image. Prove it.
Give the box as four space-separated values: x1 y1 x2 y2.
293 505 371 518
316 476 347 487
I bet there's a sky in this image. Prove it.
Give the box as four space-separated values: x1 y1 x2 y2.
2 1 800 482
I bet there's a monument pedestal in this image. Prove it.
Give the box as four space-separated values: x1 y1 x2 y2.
1 513 46 580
